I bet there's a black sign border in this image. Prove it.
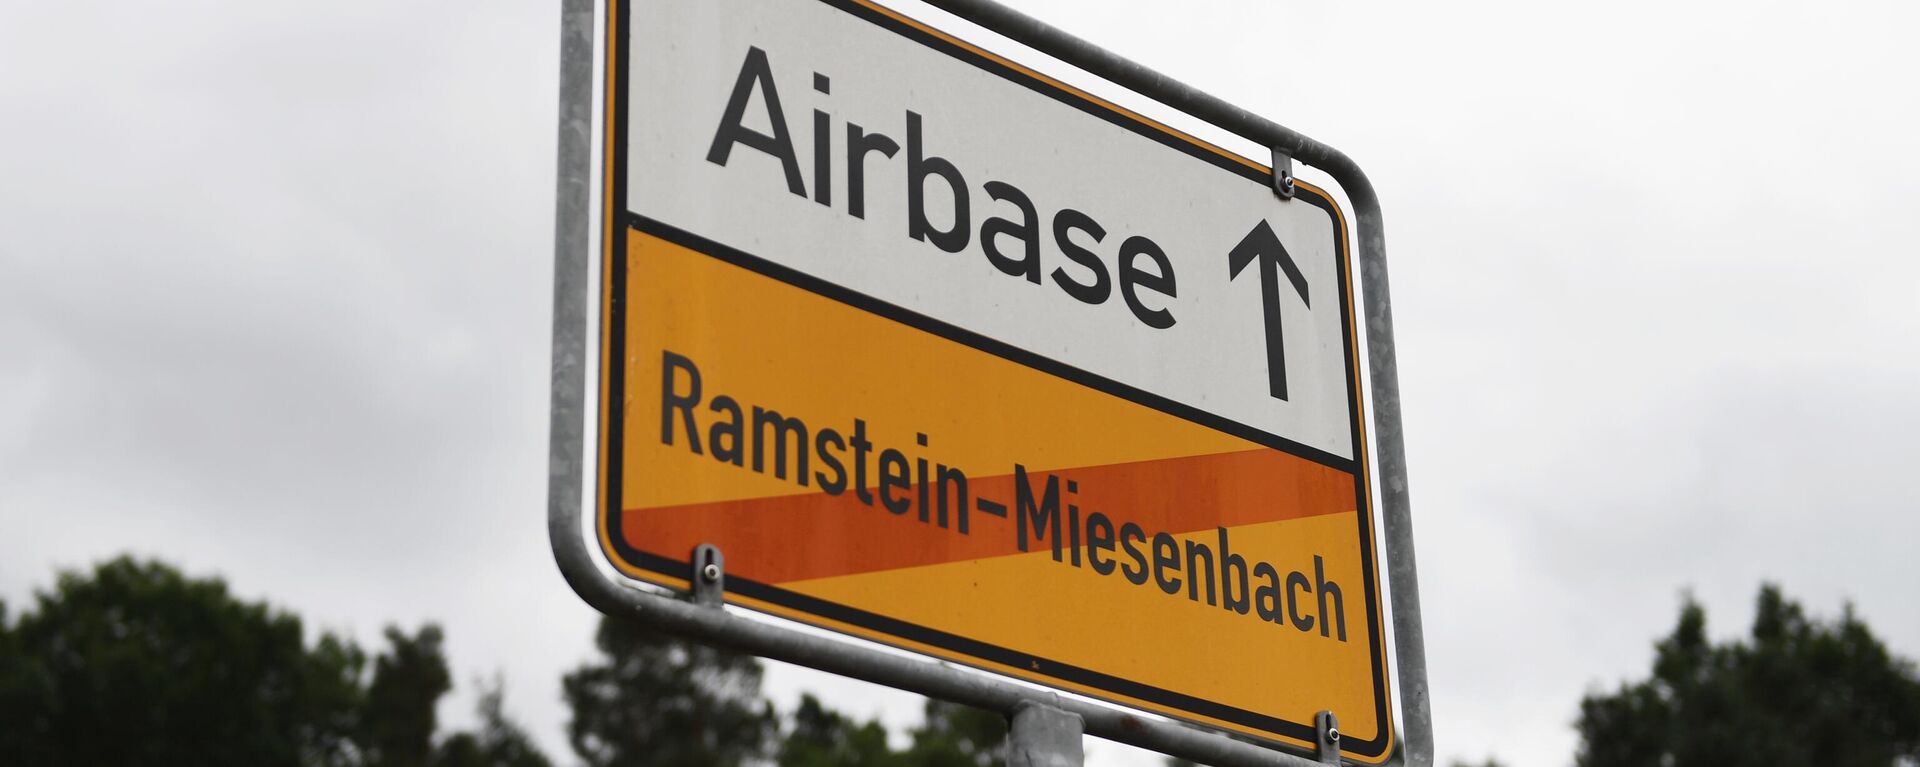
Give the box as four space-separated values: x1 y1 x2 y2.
597 0 1390 757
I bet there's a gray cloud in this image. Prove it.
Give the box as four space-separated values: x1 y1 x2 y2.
5 1 1917 766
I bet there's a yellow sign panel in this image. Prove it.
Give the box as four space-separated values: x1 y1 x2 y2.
595 0 1392 759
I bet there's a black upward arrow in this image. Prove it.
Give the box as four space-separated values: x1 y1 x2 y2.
1228 220 1311 401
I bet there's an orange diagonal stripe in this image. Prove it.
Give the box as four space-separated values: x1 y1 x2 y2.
623 445 1353 585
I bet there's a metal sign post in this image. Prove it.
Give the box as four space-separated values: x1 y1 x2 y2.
550 0 1430 764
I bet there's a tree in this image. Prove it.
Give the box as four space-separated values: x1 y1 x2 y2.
365 625 454 767
433 679 554 767
563 615 777 767
1576 584 1920 767
355 626 554 767
779 693 1007 767
355 625 556 767
558 613 1014 767
0 556 553 767
355 624 555 767
777 693 900 767
0 556 366 766
901 698 1007 767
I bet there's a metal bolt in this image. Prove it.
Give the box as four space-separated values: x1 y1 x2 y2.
1325 727 1340 743
1270 147 1297 200
701 563 721 582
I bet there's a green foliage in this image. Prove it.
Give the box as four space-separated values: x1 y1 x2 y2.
775 693 1007 767
28 556 1920 767
0 556 366 766
563 615 777 767
0 555 1034 767
1576 584 1920 767
365 625 454 767
0 556 551 767
901 698 1007 767
432 680 554 767
777 693 899 767
555 615 1010 767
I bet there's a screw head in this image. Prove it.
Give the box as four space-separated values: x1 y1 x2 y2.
1325 727 1340 743
701 563 721 582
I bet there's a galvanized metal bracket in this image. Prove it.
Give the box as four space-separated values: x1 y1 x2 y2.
692 543 725 607
1271 146 1296 199
1008 698 1086 767
1315 710 1340 764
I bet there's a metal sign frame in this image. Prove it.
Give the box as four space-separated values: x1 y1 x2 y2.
547 0 1432 764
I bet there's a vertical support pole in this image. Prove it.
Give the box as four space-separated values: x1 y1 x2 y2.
1315 710 1340 765
1007 699 1085 767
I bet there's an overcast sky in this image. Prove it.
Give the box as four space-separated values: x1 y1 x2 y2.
4 1 1917 766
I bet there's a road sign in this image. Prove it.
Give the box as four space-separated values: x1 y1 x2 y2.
584 0 1394 759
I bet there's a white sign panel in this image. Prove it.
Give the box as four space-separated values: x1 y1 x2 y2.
628 0 1354 462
